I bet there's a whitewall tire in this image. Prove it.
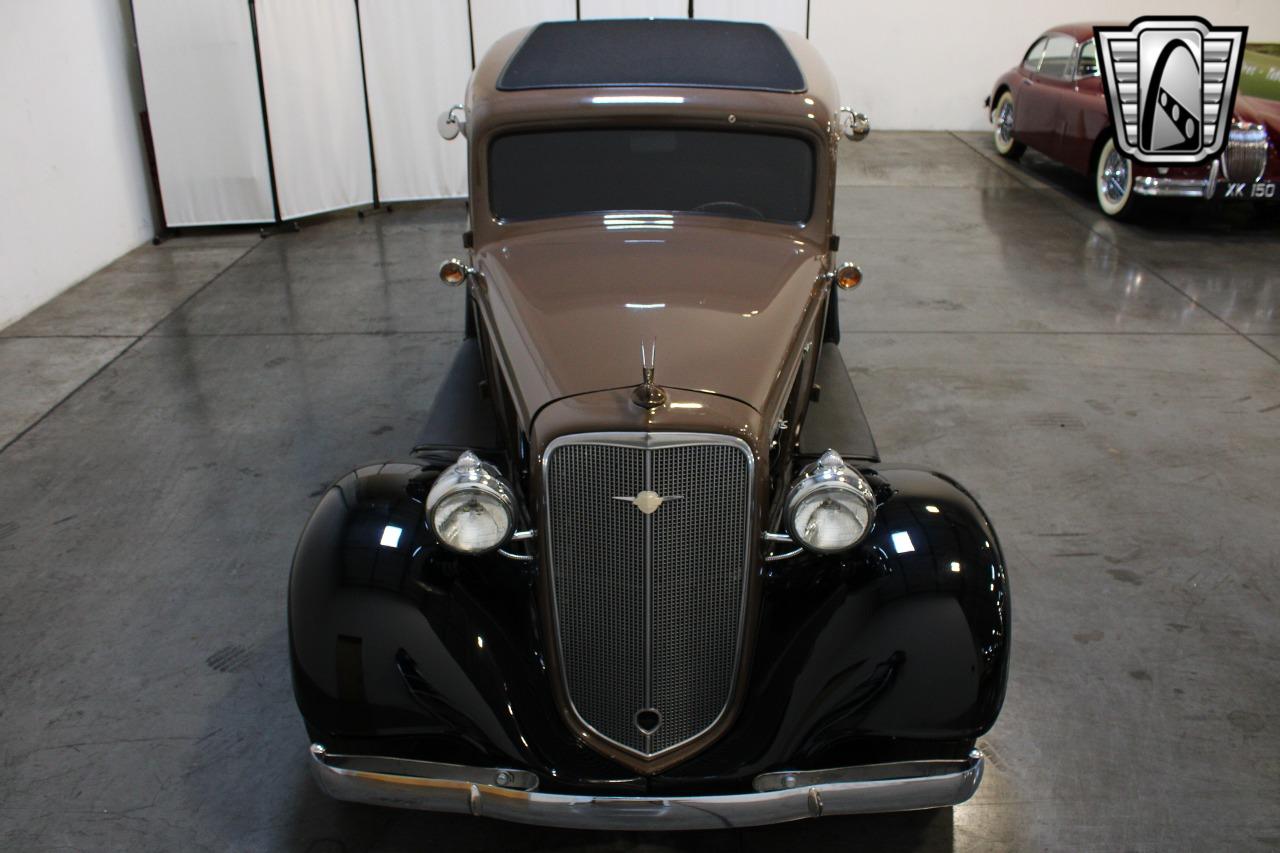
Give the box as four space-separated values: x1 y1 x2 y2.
1095 137 1136 218
992 91 1025 159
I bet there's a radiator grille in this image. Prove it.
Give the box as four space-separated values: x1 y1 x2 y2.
1222 126 1268 183
545 434 752 757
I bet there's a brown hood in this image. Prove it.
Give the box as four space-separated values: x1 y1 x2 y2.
474 216 827 426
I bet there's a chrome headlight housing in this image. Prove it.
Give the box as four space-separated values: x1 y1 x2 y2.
425 451 516 555
785 450 876 553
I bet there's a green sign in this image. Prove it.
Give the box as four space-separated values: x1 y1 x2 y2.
1241 45 1280 102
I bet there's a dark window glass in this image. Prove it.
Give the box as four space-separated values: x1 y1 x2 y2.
489 128 815 223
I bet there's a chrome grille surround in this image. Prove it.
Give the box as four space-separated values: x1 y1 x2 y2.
543 432 753 759
1222 123 1269 183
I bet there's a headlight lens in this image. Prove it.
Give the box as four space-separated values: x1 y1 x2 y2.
425 451 515 554
785 450 876 553
791 487 872 551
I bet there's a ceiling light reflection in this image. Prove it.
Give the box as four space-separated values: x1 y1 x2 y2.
379 525 403 548
592 95 685 105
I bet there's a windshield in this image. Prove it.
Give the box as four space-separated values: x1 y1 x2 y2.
488 128 815 223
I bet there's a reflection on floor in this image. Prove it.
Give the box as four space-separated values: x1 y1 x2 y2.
0 132 1277 852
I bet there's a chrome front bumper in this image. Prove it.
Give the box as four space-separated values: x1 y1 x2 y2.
1132 159 1219 199
308 743 984 830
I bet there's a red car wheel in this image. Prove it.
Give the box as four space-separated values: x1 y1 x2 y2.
993 91 1025 159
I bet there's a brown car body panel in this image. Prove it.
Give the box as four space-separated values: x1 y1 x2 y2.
452 25 847 774
463 27 842 439
473 219 829 426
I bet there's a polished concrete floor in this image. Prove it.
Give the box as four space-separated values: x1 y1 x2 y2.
0 132 1277 851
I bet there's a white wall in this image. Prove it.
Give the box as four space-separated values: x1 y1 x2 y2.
0 0 154 330
809 0 1280 130
580 0 687 18
694 0 807 35
470 0 576 65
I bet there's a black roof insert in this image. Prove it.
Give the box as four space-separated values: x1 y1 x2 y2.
497 19 806 93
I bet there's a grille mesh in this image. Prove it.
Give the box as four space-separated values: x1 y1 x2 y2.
1223 129 1268 183
546 436 751 757
548 444 647 750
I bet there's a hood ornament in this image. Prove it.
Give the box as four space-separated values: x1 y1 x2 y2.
632 339 667 409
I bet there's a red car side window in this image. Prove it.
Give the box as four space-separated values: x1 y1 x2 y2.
1022 36 1048 72
1076 40 1099 78
1038 35 1078 80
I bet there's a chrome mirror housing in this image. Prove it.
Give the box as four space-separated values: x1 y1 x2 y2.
838 107 871 142
829 261 863 290
438 258 476 287
437 104 467 141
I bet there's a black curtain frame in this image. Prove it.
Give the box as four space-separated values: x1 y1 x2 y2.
246 0 283 223
467 0 477 68
125 0 169 238
353 0 381 209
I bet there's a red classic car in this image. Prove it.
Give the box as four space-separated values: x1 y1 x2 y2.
986 22 1280 217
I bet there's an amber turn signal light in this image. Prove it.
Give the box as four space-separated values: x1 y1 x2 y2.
834 262 862 289
438 259 472 286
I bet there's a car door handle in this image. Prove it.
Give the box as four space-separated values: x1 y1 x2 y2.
1021 79 1033 86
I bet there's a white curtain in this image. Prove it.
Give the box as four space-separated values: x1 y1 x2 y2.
469 0 576 66
134 1 819 226
255 0 373 220
132 0 275 226
578 0 688 18
360 0 471 201
693 0 808 36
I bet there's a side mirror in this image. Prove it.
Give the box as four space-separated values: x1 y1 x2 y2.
438 258 476 286
830 262 863 289
437 104 467 141
838 107 871 142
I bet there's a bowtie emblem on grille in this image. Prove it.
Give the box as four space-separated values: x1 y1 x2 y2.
613 490 683 515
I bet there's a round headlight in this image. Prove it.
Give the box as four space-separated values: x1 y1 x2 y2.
785 450 876 554
425 451 515 555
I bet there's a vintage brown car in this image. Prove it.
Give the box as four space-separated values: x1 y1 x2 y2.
987 22 1280 217
290 19 1009 829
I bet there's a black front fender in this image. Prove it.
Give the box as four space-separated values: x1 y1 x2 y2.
661 464 1010 787
288 454 634 786
289 457 1009 791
